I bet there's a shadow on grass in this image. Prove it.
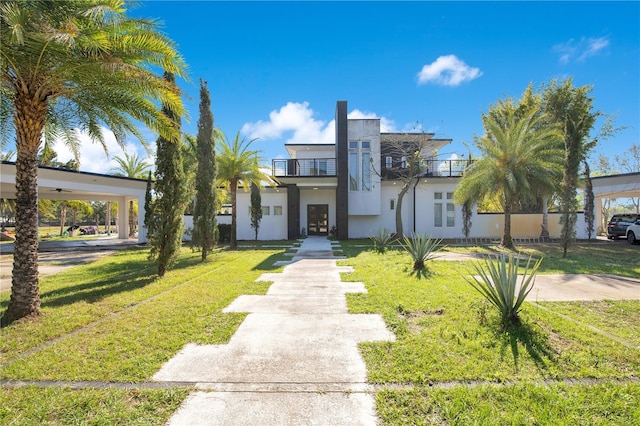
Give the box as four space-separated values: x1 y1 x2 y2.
495 319 558 374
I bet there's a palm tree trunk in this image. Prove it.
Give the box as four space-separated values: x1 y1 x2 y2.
59 203 67 237
3 93 47 324
230 178 238 250
502 200 514 250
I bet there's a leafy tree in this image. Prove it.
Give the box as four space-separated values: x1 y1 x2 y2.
614 143 640 213
376 135 432 237
454 108 563 249
191 80 218 260
250 182 262 240
541 79 598 256
0 0 186 324
112 151 151 237
146 72 189 277
217 132 276 249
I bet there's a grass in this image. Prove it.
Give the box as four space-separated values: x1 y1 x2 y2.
0 386 190 425
1 244 288 424
1 239 639 424
338 240 640 424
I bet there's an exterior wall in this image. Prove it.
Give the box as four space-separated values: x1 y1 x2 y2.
347 119 382 216
470 212 588 239
234 189 289 240
290 145 334 160
299 189 336 234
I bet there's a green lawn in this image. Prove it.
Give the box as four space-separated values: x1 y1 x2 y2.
1 240 639 424
339 240 640 424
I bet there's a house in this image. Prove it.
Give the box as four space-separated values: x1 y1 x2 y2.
197 100 590 241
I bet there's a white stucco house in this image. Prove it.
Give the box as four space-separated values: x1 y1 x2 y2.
198 101 591 241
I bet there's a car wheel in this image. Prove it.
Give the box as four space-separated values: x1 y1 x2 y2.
628 231 638 245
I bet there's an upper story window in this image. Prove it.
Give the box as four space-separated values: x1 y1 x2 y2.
348 141 371 192
385 156 392 169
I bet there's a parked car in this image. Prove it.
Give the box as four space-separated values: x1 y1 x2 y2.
626 219 640 245
607 213 640 239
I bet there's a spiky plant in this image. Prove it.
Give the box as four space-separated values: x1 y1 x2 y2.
369 228 394 254
464 253 542 326
401 232 443 270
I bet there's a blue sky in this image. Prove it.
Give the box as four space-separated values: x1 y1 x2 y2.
55 1 640 173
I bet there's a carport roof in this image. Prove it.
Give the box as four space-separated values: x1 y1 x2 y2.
591 172 640 199
1 161 148 201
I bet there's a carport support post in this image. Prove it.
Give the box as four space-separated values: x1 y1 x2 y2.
118 197 128 239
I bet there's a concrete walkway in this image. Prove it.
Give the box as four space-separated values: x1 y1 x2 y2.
153 236 395 425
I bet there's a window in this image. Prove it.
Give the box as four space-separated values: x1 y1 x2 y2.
385 156 392 169
261 206 270 216
274 206 283 216
434 203 443 227
446 203 455 227
434 192 443 200
348 141 372 192
447 192 453 200
401 156 407 168
390 199 395 210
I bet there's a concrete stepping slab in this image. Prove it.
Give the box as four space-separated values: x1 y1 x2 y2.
167 391 378 426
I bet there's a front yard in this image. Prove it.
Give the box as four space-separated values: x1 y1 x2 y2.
1 240 638 424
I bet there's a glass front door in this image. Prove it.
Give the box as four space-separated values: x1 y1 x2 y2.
307 204 328 235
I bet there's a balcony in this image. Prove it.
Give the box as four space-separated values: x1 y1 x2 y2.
272 158 336 177
422 159 474 177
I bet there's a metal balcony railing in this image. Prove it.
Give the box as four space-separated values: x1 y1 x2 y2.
272 158 336 177
421 159 474 177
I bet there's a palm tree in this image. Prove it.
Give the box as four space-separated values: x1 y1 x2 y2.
217 132 276 249
454 108 563 249
0 0 186 324
112 152 152 237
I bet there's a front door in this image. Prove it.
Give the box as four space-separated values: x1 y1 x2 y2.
307 204 329 235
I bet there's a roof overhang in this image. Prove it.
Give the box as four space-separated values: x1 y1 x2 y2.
1 161 148 202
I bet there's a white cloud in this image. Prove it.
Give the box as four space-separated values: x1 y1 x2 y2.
241 101 334 144
347 109 397 133
553 36 609 63
242 102 399 146
52 127 153 175
417 55 482 86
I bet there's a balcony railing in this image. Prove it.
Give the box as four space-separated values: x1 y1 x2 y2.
421 159 474 177
272 158 336 177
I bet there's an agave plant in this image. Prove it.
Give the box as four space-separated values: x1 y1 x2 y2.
401 232 443 270
464 253 542 326
369 228 394 253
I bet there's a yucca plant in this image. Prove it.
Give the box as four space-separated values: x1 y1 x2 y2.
464 253 542 326
369 228 394 253
401 232 443 270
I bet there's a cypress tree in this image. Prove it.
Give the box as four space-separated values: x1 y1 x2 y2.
583 161 595 240
148 72 188 276
250 182 262 240
191 80 218 260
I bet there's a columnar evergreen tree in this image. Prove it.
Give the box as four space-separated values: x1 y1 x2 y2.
583 161 595 239
542 79 598 257
191 80 218 261
147 72 189 277
250 182 262 240
0 0 186 324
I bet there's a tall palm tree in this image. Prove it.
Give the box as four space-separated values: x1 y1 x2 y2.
217 132 276 249
454 108 563 249
0 0 186 324
112 152 152 236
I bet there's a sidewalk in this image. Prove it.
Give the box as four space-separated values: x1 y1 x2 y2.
153 236 396 425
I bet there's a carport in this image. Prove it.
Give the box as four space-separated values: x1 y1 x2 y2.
591 172 640 232
0 161 149 242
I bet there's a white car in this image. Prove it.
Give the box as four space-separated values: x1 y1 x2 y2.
626 219 640 245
